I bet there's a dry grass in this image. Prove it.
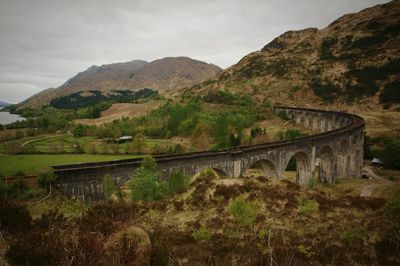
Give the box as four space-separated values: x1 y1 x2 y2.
75 101 163 125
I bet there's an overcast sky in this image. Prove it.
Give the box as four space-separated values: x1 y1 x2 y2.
0 0 389 104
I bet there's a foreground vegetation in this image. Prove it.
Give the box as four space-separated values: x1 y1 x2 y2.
0 154 140 177
1 171 399 265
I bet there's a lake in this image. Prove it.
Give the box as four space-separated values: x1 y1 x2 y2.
0 112 25 125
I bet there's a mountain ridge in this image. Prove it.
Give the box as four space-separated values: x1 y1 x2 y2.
19 57 221 108
184 0 400 111
0 100 12 108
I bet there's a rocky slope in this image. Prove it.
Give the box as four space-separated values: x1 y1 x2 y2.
19 57 221 108
185 0 400 111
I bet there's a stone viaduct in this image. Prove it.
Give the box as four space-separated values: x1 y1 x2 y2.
53 107 365 201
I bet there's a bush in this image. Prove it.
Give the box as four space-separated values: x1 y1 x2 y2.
72 124 87 137
276 110 289 120
310 79 341 103
0 199 31 233
13 170 25 177
169 171 189 193
380 80 400 104
8 179 29 197
37 168 56 190
229 195 260 227
320 37 338 60
297 196 319 216
192 225 211 242
341 228 363 247
200 168 216 178
382 139 400 170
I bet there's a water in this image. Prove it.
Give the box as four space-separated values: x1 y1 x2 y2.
0 112 25 125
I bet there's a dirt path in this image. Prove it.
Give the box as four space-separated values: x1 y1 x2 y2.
21 133 69 147
360 166 393 197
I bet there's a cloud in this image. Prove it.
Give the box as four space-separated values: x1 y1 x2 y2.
0 0 389 103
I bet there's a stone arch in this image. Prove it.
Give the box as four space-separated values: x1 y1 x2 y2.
244 159 278 178
318 145 335 183
284 151 312 185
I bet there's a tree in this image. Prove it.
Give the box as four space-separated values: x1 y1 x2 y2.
132 133 146 154
213 113 230 149
382 139 400 170
169 171 188 193
37 168 57 193
127 155 164 202
72 124 87 138
141 155 157 173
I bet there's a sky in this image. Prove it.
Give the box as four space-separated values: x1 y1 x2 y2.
0 0 390 104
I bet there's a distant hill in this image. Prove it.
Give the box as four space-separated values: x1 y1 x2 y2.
185 0 400 110
0 101 11 108
19 57 221 108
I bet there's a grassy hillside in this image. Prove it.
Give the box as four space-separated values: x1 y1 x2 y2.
182 0 400 111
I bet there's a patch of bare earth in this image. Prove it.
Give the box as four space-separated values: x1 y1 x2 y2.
75 101 163 125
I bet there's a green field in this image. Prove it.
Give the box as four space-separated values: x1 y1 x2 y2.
0 154 141 176
20 134 191 154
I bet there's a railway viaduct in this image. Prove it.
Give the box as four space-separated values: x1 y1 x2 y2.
53 107 365 201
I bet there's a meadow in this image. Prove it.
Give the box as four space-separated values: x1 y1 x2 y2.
0 154 140 176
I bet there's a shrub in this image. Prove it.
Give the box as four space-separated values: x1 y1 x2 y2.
320 37 338 60
298 196 319 216
13 170 25 177
0 199 31 233
37 168 56 190
72 124 87 137
200 168 216 178
192 225 211 242
276 110 289 120
380 80 400 104
310 79 341 103
341 228 363 247
280 129 304 140
382 139 400 170
263 99 272 108
169 171 189 193
229 195 260 227
8 178 29 197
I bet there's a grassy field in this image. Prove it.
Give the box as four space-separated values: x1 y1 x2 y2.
21 134 193 154
0 154 141 176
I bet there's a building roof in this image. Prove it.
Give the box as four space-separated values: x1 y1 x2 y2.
372 158 383 164
118 136 133 140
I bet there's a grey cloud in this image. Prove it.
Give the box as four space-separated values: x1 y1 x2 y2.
0 0 389 103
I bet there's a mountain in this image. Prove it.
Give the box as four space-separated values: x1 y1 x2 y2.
0 101 11 108
19 57 221 108
186 0 400 110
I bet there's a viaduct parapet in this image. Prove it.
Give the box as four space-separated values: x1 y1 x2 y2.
53 107 365 201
